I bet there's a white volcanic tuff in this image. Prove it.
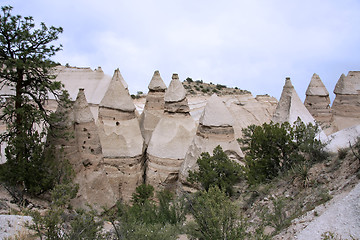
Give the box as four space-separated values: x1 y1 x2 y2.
332 71 360 131
148 70 167 91
304 74 333 134
69 89 117 211
98 68 143 158
272 78 315 125
99 70 135 112
73 89 95 123
325 124 360 152
97 70 144 202
306 73 329 96
139 70 167 145
54 66 111 104
147 117 196 159
164 73 187 102
334 71 360 95
146 73 196 190
199 94 234 127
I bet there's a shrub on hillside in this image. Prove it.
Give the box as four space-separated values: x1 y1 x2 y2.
187 186 248 240
187 145 243 196
238 118 327 185
104 184 187 239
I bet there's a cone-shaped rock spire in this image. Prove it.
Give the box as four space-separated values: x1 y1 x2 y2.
139 70 167 146
148 70 167 91
306 73 329 96
304 74 333 133
179 94 244 192
164 73 190 114
113 68 128 90
74 89 95 123
199 94 234 127
97 69 144 202
164 73 187 102
332 71 360 131
272 77 315 124
50 89 117 211
99 70 135 112
146 73 196 192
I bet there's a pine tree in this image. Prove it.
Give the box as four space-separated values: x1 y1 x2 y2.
0 6 69 197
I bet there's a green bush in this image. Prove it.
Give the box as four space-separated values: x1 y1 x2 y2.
104 185 187 239
216 84 227 90
27 182 106 240
187 145 243 196
187 186 248 240
239 118 327 185
186 77 193 83
131 184 154 205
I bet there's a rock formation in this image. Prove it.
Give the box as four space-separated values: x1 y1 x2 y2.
139 70 167 146
146 73 196 192
52 89 116 210
225 94 277 139
97 71 144 202
272 77 316 125
304 74 333 132
332 71 360 131
178 94 244 192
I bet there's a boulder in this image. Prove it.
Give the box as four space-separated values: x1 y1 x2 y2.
97 71 144 202
178 94 244 192
332 71 360 131
146 73 196 192
139 70 167 146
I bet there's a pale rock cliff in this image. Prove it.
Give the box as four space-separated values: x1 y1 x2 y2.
139 70 167 146
97 71 144 202
332 71 360 131
66 89 116 211
304 74 333 134
146 74 196 192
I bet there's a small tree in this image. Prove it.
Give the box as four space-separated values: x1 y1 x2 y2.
187 186 248 240
187 145 243 196
0 6 69 196
239 119 327 185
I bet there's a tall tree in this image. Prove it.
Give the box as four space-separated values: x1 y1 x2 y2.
0 6 69 197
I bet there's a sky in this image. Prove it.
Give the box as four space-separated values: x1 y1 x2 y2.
2 0 360 101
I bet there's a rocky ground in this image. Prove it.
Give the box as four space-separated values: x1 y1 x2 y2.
235 147 360 239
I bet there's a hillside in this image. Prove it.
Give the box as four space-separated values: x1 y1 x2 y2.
182 78 251 96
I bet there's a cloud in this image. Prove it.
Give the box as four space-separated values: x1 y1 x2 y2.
2 0 360 99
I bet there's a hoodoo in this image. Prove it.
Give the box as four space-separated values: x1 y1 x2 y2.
178 94 244 192
304 73 333 134
70 89 116 210
332 71 360 131
146 73 196 192
272 77 315 125
139 70 167 146
97 70 144 202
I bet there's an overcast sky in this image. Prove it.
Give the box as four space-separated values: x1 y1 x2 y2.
2 0 360 101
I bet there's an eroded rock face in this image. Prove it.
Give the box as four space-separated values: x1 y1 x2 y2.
273 77 316 125
304 74 333 134
50 89 116 211
146 73 196 192
139 70 167 146
178 94 244 192
97 70 144 202
332 71 360 131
